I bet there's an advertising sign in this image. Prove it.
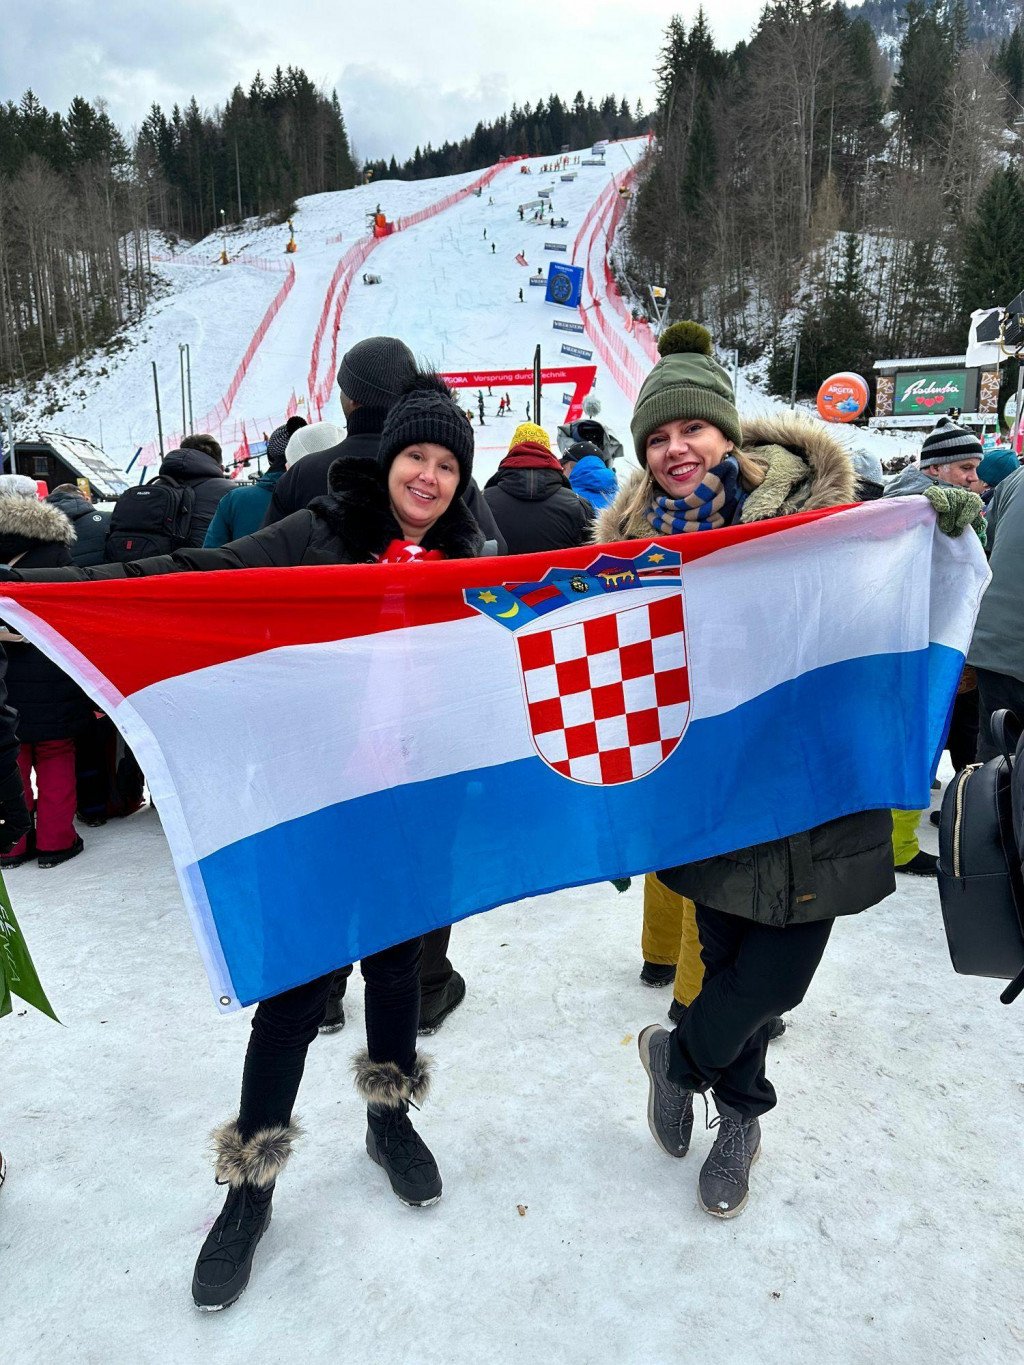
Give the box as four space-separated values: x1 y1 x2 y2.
561 344 593 361
893 370 967 417
545 262 584 309
552 320 585 333
816 372 870 423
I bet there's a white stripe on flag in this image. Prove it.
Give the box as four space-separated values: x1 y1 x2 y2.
121 499 977 864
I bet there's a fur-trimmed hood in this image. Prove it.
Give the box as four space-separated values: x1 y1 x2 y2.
0 495 75 553
593 410 856 543
311 455 484 560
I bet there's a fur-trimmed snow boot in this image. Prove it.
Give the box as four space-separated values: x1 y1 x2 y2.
353 1051 441 1207
698 1101 761 1219
191 1119 302 1311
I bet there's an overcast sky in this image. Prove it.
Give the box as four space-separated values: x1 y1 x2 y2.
3 2 864 163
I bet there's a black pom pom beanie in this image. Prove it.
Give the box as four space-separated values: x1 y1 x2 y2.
377 373 475 496
630 321 742 464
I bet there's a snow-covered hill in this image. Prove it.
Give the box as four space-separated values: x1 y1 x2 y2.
2 137 920 489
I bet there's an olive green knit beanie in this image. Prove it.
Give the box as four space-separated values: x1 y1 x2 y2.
630 322 742 464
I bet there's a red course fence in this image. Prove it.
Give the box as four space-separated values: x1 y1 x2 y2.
305 159 521 416
138 261 296 466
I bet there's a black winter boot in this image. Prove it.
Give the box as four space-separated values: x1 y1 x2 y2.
640 961 676 988
418 970 466 1035
319 973 347 1035
353 1051 441 1206
191 1119 301 1311
698 1101 761 1219
637 1024 694 1158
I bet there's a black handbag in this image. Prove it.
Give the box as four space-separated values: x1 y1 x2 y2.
937 710 1024 1002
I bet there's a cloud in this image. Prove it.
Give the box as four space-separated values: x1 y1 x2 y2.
338 64 515 163
0 0 269 127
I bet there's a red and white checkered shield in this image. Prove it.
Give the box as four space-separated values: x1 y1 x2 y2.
515 593 690 785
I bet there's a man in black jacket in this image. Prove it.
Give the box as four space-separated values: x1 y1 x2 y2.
263 336 507 552
157 435 236 548
45 485 111 567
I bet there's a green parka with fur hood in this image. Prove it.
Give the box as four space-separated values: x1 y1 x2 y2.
595 410 895 928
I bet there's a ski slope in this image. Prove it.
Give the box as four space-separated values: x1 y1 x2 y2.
2 137 921 485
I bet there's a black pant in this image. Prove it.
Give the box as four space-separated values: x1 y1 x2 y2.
327 926 453 1007
946 685 979 773
237 935 423 1140
668 906 834 1118
975 667 1024 762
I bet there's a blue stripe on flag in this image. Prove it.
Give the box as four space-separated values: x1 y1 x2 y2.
196 644 961 1004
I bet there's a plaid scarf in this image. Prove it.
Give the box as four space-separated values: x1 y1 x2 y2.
645 455 745 534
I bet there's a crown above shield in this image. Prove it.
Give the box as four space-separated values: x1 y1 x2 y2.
464 545 682 633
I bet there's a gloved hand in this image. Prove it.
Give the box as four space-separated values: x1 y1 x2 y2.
919 483 984 538
0 765 31 854
610 877 632 893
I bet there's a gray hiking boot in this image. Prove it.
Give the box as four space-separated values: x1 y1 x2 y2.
637 1024 694 1158
698 1100 761 1218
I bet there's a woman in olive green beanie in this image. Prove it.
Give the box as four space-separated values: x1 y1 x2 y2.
597 321 896 1220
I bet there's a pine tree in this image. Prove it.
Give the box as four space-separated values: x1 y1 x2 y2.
893 1 955 163
959 168 1024 319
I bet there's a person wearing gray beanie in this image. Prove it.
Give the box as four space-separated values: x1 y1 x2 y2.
264 336 417 527
918 416 983 482
337 336 417 412
884 416 983 505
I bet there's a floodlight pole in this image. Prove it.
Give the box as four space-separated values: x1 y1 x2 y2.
179 344 187 439
152 361 165 457
790 337 801 410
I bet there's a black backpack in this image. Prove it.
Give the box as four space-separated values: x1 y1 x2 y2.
105 475 197 563
937 710 1024 1003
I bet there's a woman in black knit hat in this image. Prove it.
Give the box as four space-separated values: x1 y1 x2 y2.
0 371 483 1310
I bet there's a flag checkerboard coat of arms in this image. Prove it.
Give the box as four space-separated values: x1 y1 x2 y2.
465 546 689 785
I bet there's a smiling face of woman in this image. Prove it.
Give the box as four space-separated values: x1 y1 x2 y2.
387 442 461 542
645 419 734 500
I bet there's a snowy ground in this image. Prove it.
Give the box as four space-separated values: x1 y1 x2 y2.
4 757 1023 1364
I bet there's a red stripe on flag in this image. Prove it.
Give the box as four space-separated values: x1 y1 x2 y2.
0 505 853 697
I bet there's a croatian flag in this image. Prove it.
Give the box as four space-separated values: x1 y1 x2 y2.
0 499 988 1010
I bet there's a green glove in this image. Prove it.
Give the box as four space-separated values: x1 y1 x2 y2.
610 877 632 893
919 483 984 538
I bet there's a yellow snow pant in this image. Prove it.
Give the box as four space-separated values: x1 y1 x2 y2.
892 808 924 867
640 873 704 1007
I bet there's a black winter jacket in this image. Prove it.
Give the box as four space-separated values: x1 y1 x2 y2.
156 448 236 548
7 458 485 583
263 405 507 552
0 498 94 742
483 464 593 554
45 489 111 566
